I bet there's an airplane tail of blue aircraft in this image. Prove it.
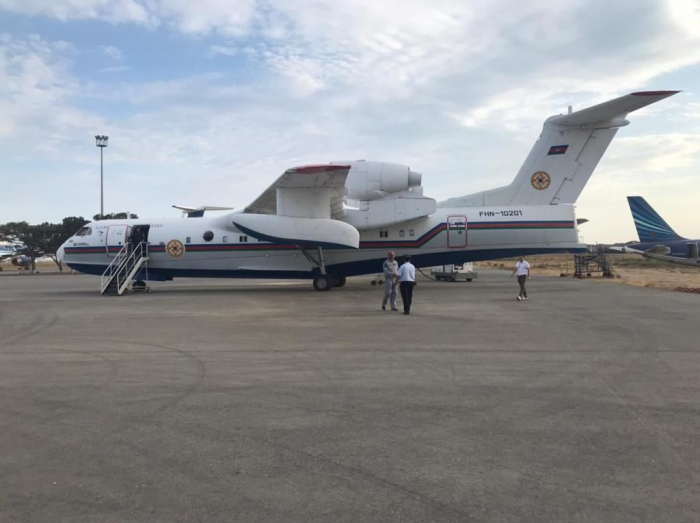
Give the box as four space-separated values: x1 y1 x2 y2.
627 196 685 243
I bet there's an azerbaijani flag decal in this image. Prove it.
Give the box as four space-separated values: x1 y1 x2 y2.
547 145 569 155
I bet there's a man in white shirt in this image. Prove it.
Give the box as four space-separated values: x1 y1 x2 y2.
381 251 399 311
395 255 416 314
511 255 531 301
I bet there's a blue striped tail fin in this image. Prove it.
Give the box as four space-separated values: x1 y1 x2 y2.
627 196 684 242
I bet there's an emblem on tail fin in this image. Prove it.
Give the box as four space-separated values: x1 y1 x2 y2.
531 171 551 190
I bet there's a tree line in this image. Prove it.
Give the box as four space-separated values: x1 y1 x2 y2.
0 213 138 272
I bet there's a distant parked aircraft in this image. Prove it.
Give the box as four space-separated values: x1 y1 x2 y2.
0 242 26 262
611 196 699 266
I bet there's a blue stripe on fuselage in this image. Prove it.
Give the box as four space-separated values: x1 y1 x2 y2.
67 245 585 281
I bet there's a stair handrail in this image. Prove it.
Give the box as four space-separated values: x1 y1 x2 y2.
100 242 149 294
115 242 149 295
101 243 131 294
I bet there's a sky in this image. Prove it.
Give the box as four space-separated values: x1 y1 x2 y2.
0 0 698 243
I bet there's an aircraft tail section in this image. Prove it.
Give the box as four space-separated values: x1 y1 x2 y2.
627 196 684 242
439 91 679 208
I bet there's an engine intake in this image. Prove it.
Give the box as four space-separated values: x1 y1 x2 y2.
333 161 422 201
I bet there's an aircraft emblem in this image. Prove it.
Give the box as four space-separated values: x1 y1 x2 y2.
531 171 551 190
166 239 185 257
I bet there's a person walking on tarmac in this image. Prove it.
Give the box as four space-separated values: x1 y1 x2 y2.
512 254 531 301
382 251 399 311
395 255 416 314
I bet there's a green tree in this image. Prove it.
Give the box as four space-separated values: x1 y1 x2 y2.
0 216 89 272
93 212 138 220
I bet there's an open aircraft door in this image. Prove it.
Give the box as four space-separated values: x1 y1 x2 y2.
447 215 467 248
106 225 128 257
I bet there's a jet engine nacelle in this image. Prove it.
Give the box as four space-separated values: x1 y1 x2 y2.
11 255 31 268
333 161 422 201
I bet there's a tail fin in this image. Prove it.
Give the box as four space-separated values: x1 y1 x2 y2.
627 196 684 242
439 91 679 208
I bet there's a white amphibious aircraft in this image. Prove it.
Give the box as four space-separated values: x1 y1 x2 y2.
58 91 678 294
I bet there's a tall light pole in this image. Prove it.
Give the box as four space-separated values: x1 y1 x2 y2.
95 135 109 217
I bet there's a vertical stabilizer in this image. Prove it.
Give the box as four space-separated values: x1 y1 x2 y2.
439 91 679 208
627 196 684 242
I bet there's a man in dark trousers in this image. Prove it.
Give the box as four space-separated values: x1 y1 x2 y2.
511 254 531 301
395 255 416 314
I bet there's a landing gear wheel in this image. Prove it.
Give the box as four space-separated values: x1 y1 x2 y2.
313 275 332 292
333 276 347 288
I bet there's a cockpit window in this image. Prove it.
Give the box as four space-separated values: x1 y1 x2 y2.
75 227 91 237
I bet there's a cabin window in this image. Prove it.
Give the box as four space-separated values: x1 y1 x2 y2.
409 229 415 237
379 230 389 238
223 236 228 243
203 231 214 242
239 235 248 243
186 236 191 244
399 230 405 237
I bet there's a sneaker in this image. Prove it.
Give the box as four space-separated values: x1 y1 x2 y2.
403 311 410 315
516 296 522 301
391 307 398 311
524 297 529 301
382 306 386 310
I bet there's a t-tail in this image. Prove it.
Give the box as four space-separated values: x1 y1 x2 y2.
439 91 679 208
627 196 685 243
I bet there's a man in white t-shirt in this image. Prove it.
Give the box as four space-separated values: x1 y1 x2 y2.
395 255 416 314
511 255 531 301
381 251 399 311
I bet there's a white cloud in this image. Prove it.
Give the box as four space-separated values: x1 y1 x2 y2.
0 0 151 24
98 65 128 73
100 45 123 60
208 44 237 57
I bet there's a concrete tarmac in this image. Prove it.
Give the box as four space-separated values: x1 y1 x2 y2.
1 271 699 522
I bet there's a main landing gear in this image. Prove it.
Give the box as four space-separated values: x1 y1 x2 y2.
297 246 345 292
313 274 332 292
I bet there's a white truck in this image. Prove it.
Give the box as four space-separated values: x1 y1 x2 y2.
431 263 477 282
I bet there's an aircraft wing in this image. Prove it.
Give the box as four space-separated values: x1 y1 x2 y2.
610 245 700 266
236 164 359 249
244 164 350 219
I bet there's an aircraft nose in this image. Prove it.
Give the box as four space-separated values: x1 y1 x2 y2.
57 244 66 263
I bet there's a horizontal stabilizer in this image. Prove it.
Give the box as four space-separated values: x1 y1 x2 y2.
549 91 679 127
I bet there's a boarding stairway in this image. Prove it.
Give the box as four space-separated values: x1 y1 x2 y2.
101 242 149 296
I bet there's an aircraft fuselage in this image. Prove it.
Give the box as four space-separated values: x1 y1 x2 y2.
60 204 584 281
